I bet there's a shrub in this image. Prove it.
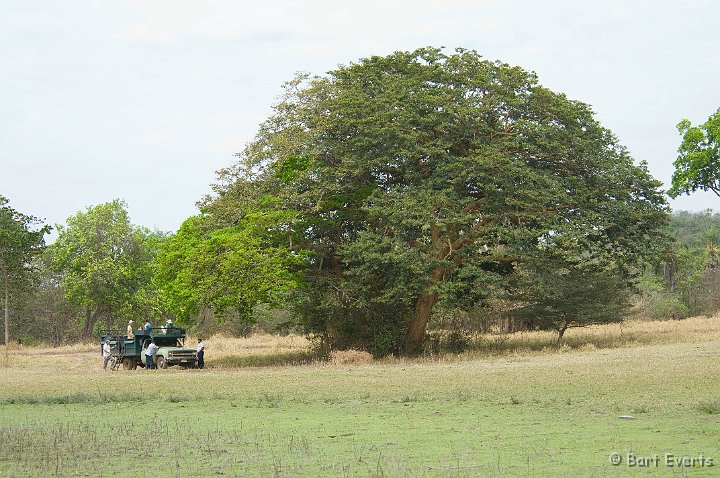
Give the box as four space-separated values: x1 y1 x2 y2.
445 330 470 353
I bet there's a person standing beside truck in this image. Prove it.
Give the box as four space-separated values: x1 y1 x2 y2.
196 339 204 369
102 340 113 370
145 340 159 369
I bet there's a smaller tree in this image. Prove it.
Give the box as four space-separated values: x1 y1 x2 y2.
510 253 631 345
10 251 80 345
154 211 308 334
669 108 720 198
0 196 51 345
52 200 160 336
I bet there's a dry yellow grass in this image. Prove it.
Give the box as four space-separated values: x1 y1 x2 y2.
476 315 720 352
201 332 310 360
329 349 374 365
0 332 312 371
1 315 719 372
384 315 720 364
0 341 98 371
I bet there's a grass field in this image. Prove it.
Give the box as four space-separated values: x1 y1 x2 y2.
1 318 720 477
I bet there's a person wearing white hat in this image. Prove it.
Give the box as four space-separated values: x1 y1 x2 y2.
126 320 134 339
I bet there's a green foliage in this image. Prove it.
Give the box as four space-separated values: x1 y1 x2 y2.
668 209 720 247
209 47 667 354
0 195 51 344
636 210 720 320
250 304 298 335
510 251 632 343
272 155 313 183
51 199 161 336
154 212 308 333
669 108 720 198
635 275 689 320
10 251 80 345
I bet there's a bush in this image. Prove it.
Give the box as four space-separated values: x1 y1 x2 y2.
445 330 470 353
635 276 689 320
421 330 473 355
370 332 397 358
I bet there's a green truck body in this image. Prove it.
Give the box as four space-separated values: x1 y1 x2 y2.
100 326 198 370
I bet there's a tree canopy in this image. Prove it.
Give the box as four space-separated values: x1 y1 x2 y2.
0 195 50 344
51 199 161 336
669 108 720 198
207 47 668 355
154 211 307 332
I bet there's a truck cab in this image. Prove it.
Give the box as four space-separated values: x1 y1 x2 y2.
140 329 198 369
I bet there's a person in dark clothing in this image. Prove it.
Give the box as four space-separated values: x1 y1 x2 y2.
196 339 204 369
145 340 159 369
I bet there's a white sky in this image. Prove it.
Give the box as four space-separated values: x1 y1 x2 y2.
2 0 719 238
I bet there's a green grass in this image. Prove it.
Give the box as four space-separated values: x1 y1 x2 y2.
1 341 720 476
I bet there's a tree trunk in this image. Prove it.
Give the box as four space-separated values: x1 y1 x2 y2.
556 320 569 346
403 290 438 355
4 281 8 346
83 308 94 338
403 266 445 355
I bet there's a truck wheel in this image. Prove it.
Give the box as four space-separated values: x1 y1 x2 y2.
122 358 133 370
156 356 167 369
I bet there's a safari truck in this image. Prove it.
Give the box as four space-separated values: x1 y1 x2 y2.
100 325 198 370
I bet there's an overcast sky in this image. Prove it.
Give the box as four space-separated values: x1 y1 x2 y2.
2 0 719 238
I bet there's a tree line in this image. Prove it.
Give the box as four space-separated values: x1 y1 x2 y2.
2 48 719 354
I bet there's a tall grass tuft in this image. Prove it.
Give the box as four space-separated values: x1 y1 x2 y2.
1 393 143 405
696 401 720 415
329 349 373 365
210 349 324 368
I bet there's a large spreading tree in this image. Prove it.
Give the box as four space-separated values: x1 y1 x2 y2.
209 47 668 355
0 195 50 345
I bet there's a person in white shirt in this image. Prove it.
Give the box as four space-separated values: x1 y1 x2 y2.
196 339 204 369
102 340 113 370
145 341 159 369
